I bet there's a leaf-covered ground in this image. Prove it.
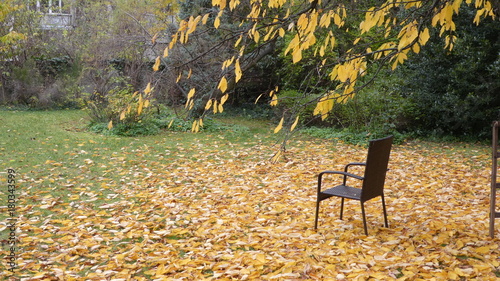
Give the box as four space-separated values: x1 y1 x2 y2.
1 110 499 280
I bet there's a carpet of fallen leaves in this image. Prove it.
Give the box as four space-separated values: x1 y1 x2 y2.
2 131 500 280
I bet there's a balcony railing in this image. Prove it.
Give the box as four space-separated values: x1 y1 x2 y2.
29 0 74 29
31 0 70 14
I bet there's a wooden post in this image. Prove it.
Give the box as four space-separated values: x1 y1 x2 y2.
490 121 500 238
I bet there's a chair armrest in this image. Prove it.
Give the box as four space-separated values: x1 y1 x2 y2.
343 162 366 185
317 171 364 193
344 162 366 172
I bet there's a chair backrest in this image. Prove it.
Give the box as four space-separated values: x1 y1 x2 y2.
361 135 393 201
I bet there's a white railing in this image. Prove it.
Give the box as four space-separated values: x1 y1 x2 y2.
29 1 74 29
31 0 70 14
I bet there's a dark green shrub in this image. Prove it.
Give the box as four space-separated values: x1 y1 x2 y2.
301 126 406 145
394 6 500 140
89 121 160 136
306 64 411 139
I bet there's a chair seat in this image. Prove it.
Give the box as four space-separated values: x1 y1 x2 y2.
322 185 361 200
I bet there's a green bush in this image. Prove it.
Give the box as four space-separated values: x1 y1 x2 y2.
87 102 254 137
220 103 275 120
277 89 320 124
393 6 500 140
301 126 406 145
1 55 84 109
89 121 160 136
152 113 251 135
303 64 411 140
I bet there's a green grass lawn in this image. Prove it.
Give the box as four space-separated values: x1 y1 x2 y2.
1 109 498 280
0 109 278 220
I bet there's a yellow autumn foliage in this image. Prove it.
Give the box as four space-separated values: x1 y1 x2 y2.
164 0 496 132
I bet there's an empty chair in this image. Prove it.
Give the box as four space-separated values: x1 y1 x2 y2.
314 135 393 235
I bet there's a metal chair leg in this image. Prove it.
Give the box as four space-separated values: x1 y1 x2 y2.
340 198 345 220
314 199 320 229
381 194 388 228
361 202 368 235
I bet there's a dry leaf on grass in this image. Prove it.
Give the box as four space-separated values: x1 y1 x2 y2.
4 139 499 280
